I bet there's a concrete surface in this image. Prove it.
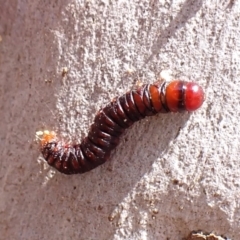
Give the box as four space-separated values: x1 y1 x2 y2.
1 0 240 239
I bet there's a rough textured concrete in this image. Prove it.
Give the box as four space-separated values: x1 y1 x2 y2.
0 0 239 239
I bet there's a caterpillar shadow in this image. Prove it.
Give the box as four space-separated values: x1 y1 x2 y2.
37 112 191 238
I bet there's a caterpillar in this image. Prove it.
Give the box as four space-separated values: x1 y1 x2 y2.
40 80 204 175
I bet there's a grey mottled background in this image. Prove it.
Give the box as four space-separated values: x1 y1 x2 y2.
1 0 240 239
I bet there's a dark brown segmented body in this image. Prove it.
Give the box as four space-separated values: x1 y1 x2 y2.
41 80 204 174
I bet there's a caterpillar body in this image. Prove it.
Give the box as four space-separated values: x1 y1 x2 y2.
40 80 204 175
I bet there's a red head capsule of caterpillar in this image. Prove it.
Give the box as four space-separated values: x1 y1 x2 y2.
165 80 204 112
